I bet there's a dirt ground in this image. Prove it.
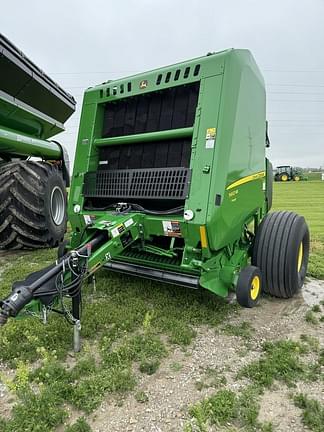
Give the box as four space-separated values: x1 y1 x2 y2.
1 277 323 432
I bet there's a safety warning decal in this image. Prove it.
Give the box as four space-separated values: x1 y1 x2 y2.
162 220 182 237
205 127 216 149
111 224 125 238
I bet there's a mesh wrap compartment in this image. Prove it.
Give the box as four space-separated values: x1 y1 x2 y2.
83 167 191 200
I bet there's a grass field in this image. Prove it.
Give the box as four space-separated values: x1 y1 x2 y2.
272 181 324 279
0 180 323 431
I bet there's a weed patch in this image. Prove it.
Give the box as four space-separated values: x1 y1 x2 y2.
238 340 308 387
294 393 324 432
185 386 268 432
134 390 149 403
305 310 319 325
64 417 92 432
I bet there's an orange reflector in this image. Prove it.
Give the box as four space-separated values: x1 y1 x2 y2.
200 226 208 248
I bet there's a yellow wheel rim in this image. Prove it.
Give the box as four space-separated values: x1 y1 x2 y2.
297 242 303 272
250 275 260 300
294 176 300 181
282 175 288 181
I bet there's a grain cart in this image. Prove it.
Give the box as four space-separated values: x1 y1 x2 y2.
0 49 310 350
0 33 75 249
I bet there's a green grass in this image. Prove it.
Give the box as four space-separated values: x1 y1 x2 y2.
185 386 270 432
64 417 92 432
273 181 324 279
0 245 234 430
238 339 308 388
238 336 323 388
293 394 324 432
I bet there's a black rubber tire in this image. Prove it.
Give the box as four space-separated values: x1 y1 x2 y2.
236 265 262 308
0 161 67 250
279 173 289 182
252 211 309 298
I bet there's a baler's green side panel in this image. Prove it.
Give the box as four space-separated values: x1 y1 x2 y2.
205 50 266 251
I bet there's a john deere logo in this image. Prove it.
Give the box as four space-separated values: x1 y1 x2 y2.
139 80 148 89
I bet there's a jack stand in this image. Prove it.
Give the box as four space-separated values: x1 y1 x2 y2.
73 320 81 352
42 305 47 324
92 274 96 295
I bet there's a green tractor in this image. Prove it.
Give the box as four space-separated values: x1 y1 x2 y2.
274 165 305 182
0 49 310 351
0 33 75 249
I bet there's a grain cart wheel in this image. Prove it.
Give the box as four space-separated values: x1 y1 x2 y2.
252 211 309 298
280 173 289 181
236 265 262 308
0 161 67 249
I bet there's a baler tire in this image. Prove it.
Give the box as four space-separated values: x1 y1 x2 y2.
252 211 309 298
0 161 67 250
236 265 262 308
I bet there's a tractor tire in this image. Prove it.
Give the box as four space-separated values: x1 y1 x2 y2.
293 175 300 181
279 173 289 182
252 211 309 298
0 161 67 250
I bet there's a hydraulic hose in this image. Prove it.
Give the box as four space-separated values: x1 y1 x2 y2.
0 232 105 326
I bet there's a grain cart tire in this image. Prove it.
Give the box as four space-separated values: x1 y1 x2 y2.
0 161 67 250
252 211 309 298
236 265 262 308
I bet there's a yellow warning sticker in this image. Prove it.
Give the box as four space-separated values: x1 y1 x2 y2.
206 128 216 139
206 128 216 149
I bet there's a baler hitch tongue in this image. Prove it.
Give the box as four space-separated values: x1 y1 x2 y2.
0 232 105 335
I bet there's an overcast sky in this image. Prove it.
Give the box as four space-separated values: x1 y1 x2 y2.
1 0 324 168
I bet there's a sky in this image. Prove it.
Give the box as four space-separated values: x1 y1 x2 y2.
1 0 324 168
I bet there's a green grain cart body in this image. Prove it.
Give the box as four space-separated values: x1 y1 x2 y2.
68 49 268 297
0 33 76 249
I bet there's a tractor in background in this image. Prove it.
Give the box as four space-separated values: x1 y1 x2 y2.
274 165 306 182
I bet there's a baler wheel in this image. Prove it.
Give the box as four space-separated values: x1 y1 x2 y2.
236 265 262 308
0 161 67 250
252 211 309 298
